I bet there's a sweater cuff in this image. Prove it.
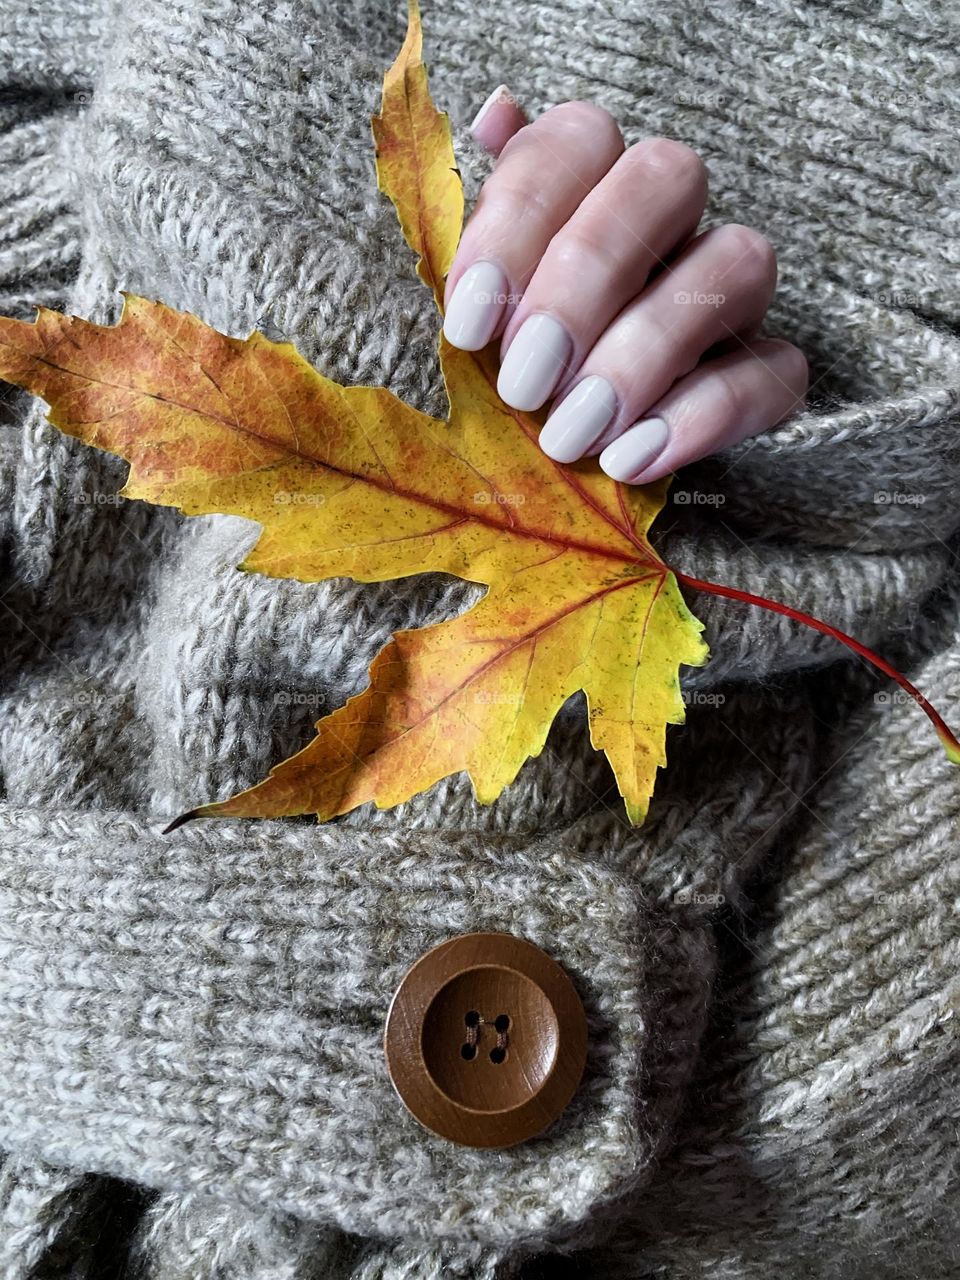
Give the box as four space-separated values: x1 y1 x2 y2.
0 807 713 1253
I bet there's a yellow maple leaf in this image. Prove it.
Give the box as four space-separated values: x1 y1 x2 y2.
0 0 715 826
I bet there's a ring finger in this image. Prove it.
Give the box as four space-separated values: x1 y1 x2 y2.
537 223 779 464
493 137 708 410
441 101 625 352
598 338 808 484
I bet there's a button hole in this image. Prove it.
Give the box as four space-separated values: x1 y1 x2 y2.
489 1046 507 1065
494 1013 510 1032
464 1010 481 1027
461 1042 477 1061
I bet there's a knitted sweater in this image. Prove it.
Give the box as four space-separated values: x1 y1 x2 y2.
1 1 958 1276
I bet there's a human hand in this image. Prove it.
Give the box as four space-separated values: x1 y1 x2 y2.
442 88 808 485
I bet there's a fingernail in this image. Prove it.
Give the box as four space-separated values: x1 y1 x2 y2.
599 417 670 482
443 260 508 351
471 83 510 134
497 314 572 411
539 376 618 463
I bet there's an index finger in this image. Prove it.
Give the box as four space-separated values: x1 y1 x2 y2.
442 102 625 351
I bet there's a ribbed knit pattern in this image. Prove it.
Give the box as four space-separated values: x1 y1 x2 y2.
0 813 716 1258
0 1 958 1276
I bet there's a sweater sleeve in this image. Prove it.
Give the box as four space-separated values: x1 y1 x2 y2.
0 811 714 1259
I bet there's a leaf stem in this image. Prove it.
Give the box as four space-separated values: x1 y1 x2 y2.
675 570 960 764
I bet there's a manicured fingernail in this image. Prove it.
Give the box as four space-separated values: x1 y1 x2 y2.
599 417 670 482
539 376 618 463
470 83 510 134
443 260 508 351
497 314 572 411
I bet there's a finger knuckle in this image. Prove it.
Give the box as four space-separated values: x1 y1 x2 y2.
548 225 619 277
496 124 532 165
481 180 555 227
707 367 747 425
631 137 706 188
716 223 777 278
633 312 693 376
769 340 810 390
539 100 623 151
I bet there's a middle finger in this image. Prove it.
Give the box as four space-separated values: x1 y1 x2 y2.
496 137 708 411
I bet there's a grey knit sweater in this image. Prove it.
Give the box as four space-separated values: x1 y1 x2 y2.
1 1 959 1276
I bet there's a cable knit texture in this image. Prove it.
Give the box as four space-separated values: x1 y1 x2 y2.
0 0 958 1276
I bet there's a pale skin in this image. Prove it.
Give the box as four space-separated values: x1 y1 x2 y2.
442 87 809 485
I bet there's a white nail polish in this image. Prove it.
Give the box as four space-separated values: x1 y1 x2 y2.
497 314 572 411
470 83 511 133
539 376 618 463
442 261 508 351
599 417 670 482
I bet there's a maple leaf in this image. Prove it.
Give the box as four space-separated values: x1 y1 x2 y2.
0 1 956 832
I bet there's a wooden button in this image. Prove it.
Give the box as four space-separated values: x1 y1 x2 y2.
384 932 588 1148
